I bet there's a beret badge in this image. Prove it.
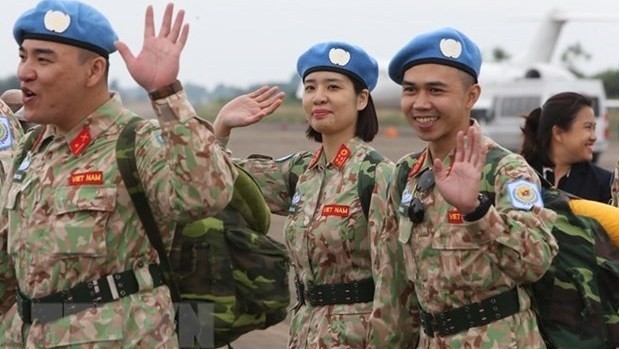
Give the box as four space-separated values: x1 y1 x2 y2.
44 10 71 33
328 48 351 66
439 38 462 59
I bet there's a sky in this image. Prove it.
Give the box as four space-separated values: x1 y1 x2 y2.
2 0 619 90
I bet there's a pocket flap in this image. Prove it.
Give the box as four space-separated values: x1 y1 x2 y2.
54 185 117 214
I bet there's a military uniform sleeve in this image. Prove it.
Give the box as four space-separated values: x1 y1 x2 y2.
235 151 313 216
0 210 16 338
367 161 419 349
464 154 558 283
134 89 238 223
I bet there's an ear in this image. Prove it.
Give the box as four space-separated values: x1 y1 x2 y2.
465 84 481 110
551 125 564 143
85 56 107 87
356 89 369 111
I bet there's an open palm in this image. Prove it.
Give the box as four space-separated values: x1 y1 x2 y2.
434 126 488 214
115 3 189 91
217 86 285 128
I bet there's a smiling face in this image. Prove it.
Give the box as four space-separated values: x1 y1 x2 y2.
302 70 368 142
552 105 597 164
400 63 480 154
17 39 106 131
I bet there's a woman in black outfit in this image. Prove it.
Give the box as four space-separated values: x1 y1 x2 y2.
521 91 613 203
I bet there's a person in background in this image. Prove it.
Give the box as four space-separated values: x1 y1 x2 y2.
521 91 613 203
612 162 619 207
1 89 36 131
213 41 415 348
0 0 237 347
387 27 558 348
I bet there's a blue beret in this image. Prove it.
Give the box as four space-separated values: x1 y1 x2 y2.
297 41 379 91
13 0 118 57
388 27 482 84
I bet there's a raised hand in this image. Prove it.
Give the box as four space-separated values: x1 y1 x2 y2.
214 86 285 138
433 126 488 215
115 3 189 91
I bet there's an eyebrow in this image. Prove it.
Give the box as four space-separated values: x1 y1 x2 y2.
401 80 448 88
19 46 57 57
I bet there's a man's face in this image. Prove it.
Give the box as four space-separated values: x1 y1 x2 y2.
17 39 92 128
399 64 479 146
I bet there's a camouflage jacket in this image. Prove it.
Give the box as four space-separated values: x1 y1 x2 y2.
391 137 559 349
234 137 415 348
611 160 619 207
0 100 24 186
0 91 237 348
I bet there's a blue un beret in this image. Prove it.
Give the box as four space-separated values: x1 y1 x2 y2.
388 27 482 84
13 0 118 57
297 42 379 91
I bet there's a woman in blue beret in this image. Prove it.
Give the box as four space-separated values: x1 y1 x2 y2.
521 91 613 203
214 42 415 348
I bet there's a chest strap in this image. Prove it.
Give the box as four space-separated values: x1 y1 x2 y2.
16 263 164 324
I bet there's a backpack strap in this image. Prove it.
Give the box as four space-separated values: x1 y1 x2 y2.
288 150 384 220
393 150 424 206
116 117 182 303
357 150 385 219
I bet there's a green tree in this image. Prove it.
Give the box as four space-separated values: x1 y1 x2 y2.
491 47 511 62
592 69 619 98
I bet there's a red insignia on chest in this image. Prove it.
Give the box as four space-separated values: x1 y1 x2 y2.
409 151 427 177
69 171 103 186
70 127 92 156
322 205 350 217
447 208 463 224
308 148 322 168
332 145 351 169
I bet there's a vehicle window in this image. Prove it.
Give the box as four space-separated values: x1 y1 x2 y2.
498 96 542 117
589 96 600 116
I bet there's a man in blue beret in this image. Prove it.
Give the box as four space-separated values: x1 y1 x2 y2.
385 27 558 348
0 0 238 347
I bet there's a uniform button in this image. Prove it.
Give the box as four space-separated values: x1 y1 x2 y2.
137 261 144 268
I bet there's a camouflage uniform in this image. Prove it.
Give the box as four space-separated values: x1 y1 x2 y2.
231 137 414 348
391 136 559 348
0 91 237 347
611 161 619 207
0 100 24 185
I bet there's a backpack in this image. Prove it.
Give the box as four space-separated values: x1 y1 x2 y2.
116 118 290 348
287 149 386 220
394 147 619 349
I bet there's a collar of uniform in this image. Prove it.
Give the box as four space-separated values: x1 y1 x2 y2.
307 137 364 170
58 92 124 157
409 148 433 179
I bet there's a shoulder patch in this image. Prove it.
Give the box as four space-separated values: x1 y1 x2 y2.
506 179 543 210
0 117 14 150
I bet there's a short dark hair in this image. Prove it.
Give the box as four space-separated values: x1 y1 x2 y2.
521 91 593 167
78 47 110 81
305 75 379 143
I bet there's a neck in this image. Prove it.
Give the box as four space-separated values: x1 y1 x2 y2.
59 88 110 132
553 162 571 186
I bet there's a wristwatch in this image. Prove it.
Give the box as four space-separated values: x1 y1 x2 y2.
463 193 492 222
148 80 183 100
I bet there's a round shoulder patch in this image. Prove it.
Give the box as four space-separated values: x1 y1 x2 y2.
0 117 14 151
505 179 543 210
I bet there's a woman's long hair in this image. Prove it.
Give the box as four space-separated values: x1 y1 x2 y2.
521 91 592 168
